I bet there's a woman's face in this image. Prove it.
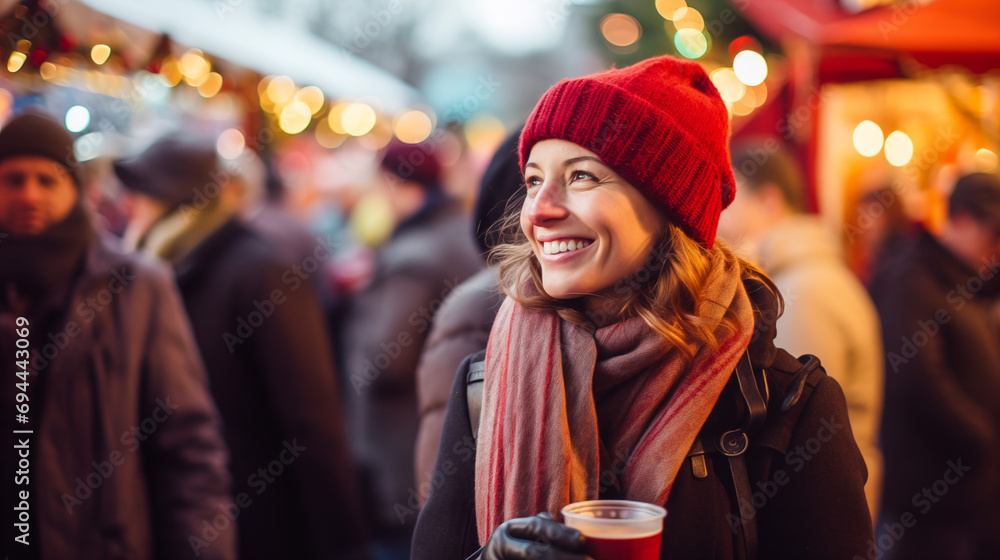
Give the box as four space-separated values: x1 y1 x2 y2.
521 139 667 306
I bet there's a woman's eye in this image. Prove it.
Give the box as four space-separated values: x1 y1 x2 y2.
525 176 542 190
571 170 594 182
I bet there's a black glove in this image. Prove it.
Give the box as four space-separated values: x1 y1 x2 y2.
482 512 590 560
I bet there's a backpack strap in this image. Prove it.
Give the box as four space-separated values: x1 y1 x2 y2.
467 356 486 441
464 349 823 560
686 352 826 560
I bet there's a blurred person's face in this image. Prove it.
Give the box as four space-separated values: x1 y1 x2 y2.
521 139 666 308
717 177 787 256
377 169 426 223
946 212 1000 266
0 156 78 235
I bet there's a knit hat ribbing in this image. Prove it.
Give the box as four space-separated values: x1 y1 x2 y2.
518 55 735 248
0 111 80 187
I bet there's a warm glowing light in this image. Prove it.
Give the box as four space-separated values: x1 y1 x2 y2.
853 121 884 157
216 128 246 159
655 0 687 20
748 83 767 107
39 62 57 80
295 86 325 114
279 101 313 134
257 76 272 97
710 68 745 103
393 110 433 144
16 40 31 53
733 50 767 86
65 105 90 133
7 52 26 72
91 44 111 65
315 119 347 149
674 29 708 59
341 103 377 136
159 56 183 86
464 114 506 155
974 148 998 172
179 49 210 81
327 104 349 134
197 72 223 97
883 131 913 166
671 7 704 32
266 76 296 105
600 14 642 47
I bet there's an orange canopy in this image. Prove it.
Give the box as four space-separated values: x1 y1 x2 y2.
738 0 1000 78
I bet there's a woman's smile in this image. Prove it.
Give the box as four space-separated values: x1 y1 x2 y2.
521 139 665 303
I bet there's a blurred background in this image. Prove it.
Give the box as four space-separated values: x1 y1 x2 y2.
2 1 1000 558
1 0 997 272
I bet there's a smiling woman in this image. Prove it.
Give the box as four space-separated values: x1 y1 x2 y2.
412 55 873 560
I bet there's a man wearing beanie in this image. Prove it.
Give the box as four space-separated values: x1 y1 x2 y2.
114 134 369 559
340 140 481 557
871 172 1000 559
0 112 235 560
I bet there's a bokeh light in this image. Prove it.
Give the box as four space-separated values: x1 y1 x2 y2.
600 14 642 47
266 76 296 105
216 128 246 159
295 86 325 115
853 121 884 157
671 8 704 32
39 61 57 80
393 110 433 144
327 103 349 134
341 103 377 136
90 44 111 65
974 148 998 172
197 72 223 97
464 113 506 156
7 52 26 72
655 0 687 20
733 50 768 86
159 56 183 86
279 101 313 134
709 68 745 103
884 131 913 166
65 105 90 133
179 49 210 83
674 29 708 59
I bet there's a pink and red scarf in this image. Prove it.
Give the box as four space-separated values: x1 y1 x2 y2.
474 249 755 544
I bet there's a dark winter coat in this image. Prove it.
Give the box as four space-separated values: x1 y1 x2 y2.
170 218 367 559
341 197 483 533
869 229 1000 559
412 280 874 560
0 236 234 560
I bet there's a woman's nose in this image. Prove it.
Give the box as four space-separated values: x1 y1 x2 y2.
526 181 569 226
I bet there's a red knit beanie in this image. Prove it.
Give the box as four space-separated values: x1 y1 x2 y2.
519 55 734 248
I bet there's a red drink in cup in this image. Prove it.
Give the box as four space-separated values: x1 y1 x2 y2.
561 500 666 560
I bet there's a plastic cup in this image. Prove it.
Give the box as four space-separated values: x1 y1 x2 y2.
561 500 666 560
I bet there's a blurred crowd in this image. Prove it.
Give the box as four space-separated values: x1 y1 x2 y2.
1 105 998 560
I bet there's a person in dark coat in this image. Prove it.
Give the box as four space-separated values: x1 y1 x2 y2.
340 140 483 557
0 112 234 560
413 128 521 505
870 172 1000 560
114 135 368 560
412 55 872 559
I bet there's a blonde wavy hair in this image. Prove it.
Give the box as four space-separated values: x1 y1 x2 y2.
490 200 781 362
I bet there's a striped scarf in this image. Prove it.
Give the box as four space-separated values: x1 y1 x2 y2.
474 249 754 544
